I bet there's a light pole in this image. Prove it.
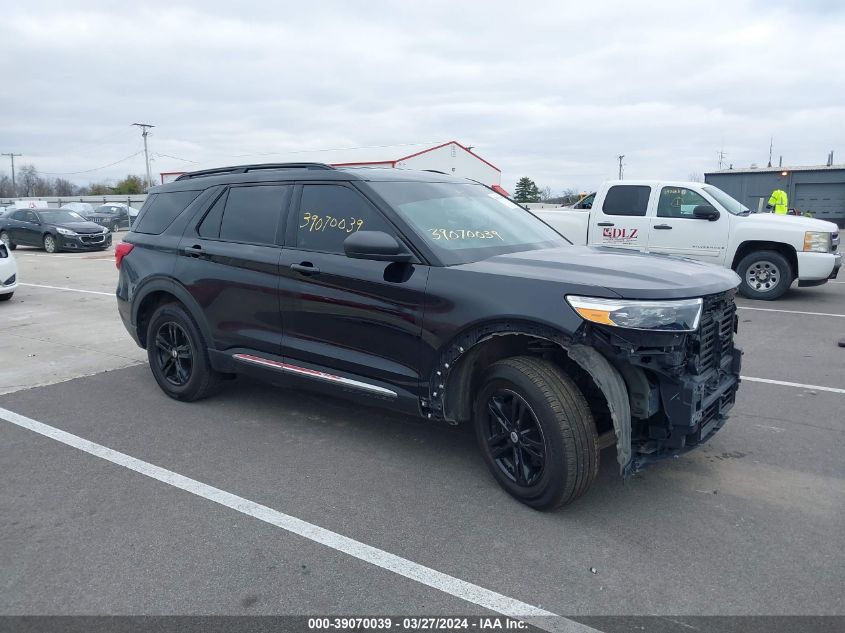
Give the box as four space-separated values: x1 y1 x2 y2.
1 153 22 194
131 123 155 190
617 155 625 180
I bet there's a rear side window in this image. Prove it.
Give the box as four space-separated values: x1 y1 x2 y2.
134 190 201 234
602 185 651 216
218 185 289 245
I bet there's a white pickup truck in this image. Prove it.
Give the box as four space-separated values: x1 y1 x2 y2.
532 180 841 300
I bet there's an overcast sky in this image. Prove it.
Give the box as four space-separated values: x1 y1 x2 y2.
1 0 843 192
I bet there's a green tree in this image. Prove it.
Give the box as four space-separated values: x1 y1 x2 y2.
113 174 145 194
513 177 541 203
88 182 113 195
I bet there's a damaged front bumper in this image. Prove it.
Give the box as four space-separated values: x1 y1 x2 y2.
586 290 742 475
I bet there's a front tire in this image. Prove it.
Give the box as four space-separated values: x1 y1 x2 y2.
736 250 792 300
43 234 59 253
0 293 12 302
112 221 120 233
146 302 221 401
1 231 16 250
473 356 599 510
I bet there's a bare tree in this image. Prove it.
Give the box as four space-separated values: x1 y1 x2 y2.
0 174 14 197
688 172 703 182
538 185 554 202
54 178 77 196
17 165 40 196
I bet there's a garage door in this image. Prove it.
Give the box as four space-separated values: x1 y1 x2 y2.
794 183 845 224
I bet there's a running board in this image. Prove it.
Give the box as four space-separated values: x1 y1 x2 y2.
232 353 397 399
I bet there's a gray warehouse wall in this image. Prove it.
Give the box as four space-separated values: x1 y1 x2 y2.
705 169 845 227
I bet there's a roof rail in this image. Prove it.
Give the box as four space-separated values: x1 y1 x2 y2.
175 163 334 181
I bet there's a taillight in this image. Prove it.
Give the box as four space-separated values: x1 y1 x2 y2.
115 242 134 269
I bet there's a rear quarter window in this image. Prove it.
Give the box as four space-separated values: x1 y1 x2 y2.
602 185 651 216
133 190 202 234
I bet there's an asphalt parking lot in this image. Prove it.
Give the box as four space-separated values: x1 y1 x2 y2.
1 240 843 630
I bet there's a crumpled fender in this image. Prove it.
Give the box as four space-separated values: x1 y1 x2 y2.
566 344 632 474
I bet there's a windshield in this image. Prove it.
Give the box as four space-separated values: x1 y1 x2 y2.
40 210 85 223
96 206 121 214
369 181 566 264
703 186 749 215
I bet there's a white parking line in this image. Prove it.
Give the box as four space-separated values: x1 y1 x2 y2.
20 283 113 297
737 306 844 318
741 376 845 394
0 407 594 633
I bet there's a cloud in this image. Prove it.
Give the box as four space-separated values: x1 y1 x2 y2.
1 0 842 192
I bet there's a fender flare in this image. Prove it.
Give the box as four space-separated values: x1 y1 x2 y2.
131 277 214 349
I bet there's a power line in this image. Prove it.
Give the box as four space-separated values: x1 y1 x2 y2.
229 140 440 159
40 150 145 175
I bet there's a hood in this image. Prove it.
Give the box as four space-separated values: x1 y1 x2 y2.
51 221 106 234
743 213 838 232
459 245 741 299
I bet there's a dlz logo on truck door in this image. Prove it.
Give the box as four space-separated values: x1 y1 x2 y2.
602 227 639 243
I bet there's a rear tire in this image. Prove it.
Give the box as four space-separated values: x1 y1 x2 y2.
473 356 599 510
1 231 16 250
736 250 792 300
146 302 221 401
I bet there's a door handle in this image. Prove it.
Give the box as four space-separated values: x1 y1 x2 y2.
597 222 615 227
654 224 673 230
291 262 320 275
182 244 203 258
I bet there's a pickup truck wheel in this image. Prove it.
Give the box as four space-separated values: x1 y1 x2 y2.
736 250 792 300
146 303 221 401
473 356 599 510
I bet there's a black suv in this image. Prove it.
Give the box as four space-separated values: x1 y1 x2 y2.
117 163 742 509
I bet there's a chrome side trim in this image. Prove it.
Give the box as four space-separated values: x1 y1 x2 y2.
232 353 397 398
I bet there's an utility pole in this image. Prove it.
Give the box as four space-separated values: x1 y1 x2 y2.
617 155 625 180
1 153 22 194
131 123 155 189
767 136 773 168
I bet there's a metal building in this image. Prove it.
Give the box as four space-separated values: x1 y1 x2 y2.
704 164 845 227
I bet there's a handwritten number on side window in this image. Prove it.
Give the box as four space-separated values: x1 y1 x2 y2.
300 212 364 233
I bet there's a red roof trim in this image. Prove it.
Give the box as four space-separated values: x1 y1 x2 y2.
394 141 501 173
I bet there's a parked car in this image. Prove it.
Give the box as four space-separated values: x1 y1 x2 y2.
0 208 111 253
0 241 17 301
61 202 96 216
87 204 134 232
533 181 840 300
116 163 743 510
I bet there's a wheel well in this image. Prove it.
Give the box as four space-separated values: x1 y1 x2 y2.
136 290 179 348
731 241 797 278
443 333 613 435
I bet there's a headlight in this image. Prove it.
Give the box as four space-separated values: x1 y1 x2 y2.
56 227 77 236
803 231 831 253
566 296 703 332
102 227 109 233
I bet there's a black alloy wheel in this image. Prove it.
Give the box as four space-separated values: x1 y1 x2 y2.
484 389 547 487
473 356 599 510
146 302 222 401
153 321 193 386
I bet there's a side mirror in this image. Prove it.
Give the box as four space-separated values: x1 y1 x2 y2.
693 204 720 221
344 231 413 262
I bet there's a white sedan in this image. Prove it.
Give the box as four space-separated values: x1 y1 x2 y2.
0 240 17 301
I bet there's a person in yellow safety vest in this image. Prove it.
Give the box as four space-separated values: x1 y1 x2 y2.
767 189 788 215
